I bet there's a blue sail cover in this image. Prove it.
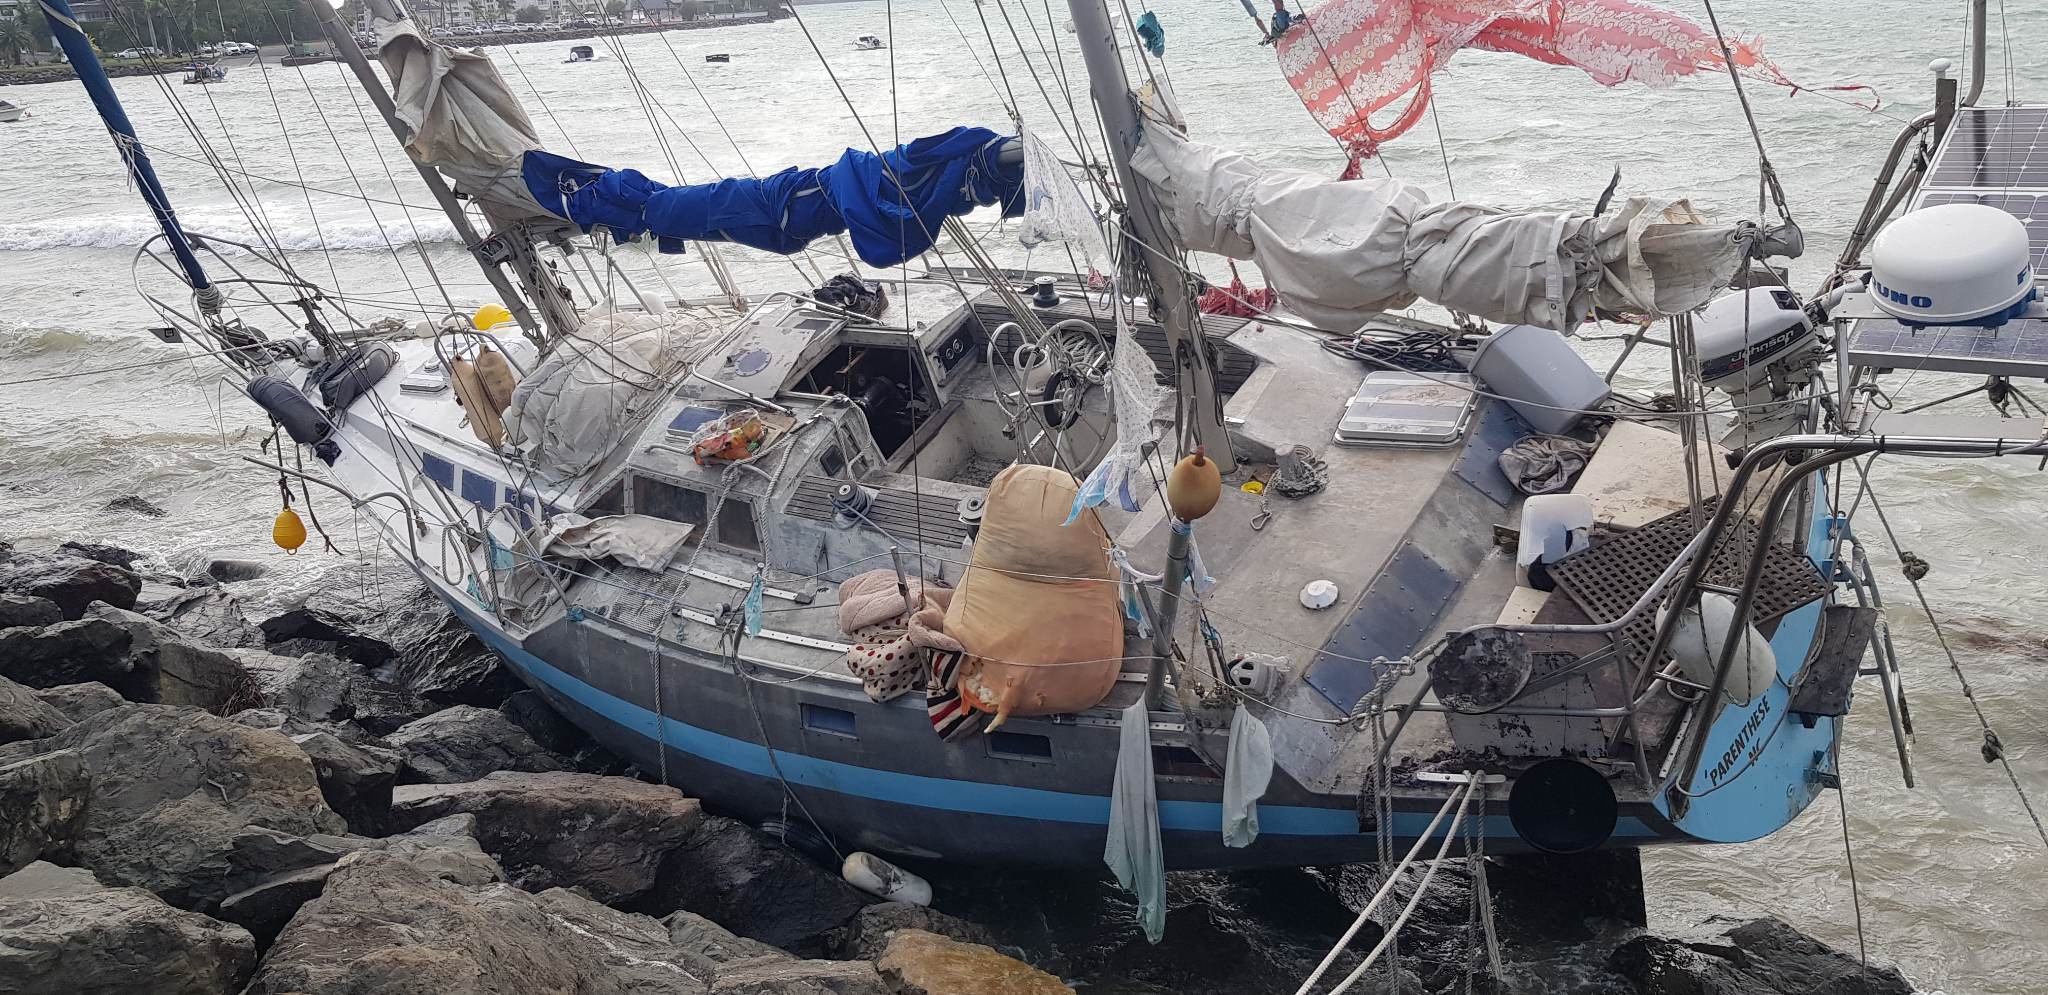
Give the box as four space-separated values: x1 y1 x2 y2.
522 127 1022 267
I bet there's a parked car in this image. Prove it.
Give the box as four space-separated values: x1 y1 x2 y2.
114 48 142 59
224 41 258 55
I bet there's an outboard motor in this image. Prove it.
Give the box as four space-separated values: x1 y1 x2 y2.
1692 287 1826 449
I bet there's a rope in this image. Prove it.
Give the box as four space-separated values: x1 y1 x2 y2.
1697 0 1792 224
1857 475 2048 848
1834 724 1868 966
1325 778 1477 995
1293 776 1472 995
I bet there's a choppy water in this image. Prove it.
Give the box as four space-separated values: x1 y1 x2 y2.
3 1 2045 990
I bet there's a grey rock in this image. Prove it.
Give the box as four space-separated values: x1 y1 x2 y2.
25 703 347 910
711 957 891 995
500 689 628 774
104 494 169 517
203 558 268 583
829 902 1000 961
215 862 333 951
232 649 356 724
0 750 87 876
0 859 100 900
0 859 256 995
665 909 793 966
646 814 871 954
360 813 504 886
55 541 148 570
387 770 701 905
143 584 261 650
383 593 520 708
0 618 137 695
245 849 706 995
257 606 396 668
31 682 127 722
291 730 401 834
0 551 140 618
0 592 61 629
385 705 570 784
1610 917 1913 995
0 674 72 744
83 604 259 713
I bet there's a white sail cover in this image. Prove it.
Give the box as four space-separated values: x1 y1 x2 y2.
504 310 725 480
1130 122 1742 332
376 19 551 218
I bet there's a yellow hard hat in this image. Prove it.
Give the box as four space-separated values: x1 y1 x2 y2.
472 303 513 330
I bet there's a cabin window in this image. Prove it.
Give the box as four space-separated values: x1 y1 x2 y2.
717 498 761 553
987 731 1054 763
801 703 858 738
1153 746 1220 779
819 443 847 478
420 453 456 491
459 470 497 510
584 480 625 517
632 475 706 526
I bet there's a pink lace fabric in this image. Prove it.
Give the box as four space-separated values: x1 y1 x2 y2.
1275 0 1803 163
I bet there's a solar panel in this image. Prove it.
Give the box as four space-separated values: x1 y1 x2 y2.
1847 317 2048 378
1927 106 2048 189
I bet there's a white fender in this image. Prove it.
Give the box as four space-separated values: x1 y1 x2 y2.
841 851 931 907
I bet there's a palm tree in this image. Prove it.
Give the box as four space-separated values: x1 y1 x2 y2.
1 17 38 68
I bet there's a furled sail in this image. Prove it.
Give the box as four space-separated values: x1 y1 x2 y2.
372 18 1022 266
1130 121 1742 332
522 128 1024 267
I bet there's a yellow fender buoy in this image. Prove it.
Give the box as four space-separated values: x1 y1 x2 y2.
1166 446 1224 521
471 303 513 330
273 507 307 553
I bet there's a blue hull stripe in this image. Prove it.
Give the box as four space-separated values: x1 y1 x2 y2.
453 602 1661 842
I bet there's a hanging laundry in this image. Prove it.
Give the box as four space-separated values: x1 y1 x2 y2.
836 569 956 703
1135 11 1166 56
1222 704 1274 848
1106 699 1166 943
1272 0 1861 163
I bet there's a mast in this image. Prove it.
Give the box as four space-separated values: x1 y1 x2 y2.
309 0 580 344
39 0 220 316
1064 0 1236 475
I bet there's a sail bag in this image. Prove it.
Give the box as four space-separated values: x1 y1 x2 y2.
941 464 1124 725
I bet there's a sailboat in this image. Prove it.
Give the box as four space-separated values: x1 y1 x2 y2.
33 0 2040 883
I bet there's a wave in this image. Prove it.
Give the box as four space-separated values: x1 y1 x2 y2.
0 210 462 254
0 325 105 358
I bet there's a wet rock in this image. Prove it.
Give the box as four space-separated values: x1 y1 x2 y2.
385 705 571 784
665 909 794 965
55 541 148 570
0 860 256 995
83 604 259 713
500 688 626 772
258 606 396 668
1611 917 1913 995
291 730 402 834
214 814 499 950
0 617 138 695
646 814 871 953
0 592 62 629
21 704 347 910
385 600 520 708
0 551 140 618
876 929 1070 995
104 494 169 518
387 770 701 905
230 650 430 733
144 585 262 649
0 750 87 875
830 901 1001 961
31 682 127 722
244 849 705 995
0 674 73 743
203 558 268 583
713 957 891 995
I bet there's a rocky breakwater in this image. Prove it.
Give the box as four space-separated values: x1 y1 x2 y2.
0 538 1070 995
0 536 1919 994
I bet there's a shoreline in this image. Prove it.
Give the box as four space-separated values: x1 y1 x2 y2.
0 13 784 87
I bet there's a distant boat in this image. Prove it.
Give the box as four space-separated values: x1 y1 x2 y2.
854 34 884 50
0 100 25 123
182 63 227 84
279 42 332 67
704 52 730 63
565 45 595 63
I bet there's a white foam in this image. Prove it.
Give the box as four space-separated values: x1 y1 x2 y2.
0 209 460 254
